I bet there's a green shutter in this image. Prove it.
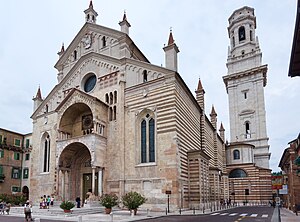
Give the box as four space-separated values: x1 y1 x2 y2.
0 165 3 175
14 152 20 160
0 150 3 158
26 139 30 148
14 139 20 147
0 135 2 144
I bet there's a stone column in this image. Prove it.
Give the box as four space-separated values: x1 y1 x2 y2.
98 168 103 196
92 167 96 194
61 170 65 200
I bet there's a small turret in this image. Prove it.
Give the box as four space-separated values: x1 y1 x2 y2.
219 122 225 141
163 29 179 71
84 0 98 24
33 86 43 111
195 78 205 111
119 11 131 35
210 105 217 129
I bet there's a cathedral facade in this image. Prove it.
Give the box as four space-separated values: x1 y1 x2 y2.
30 2 227 210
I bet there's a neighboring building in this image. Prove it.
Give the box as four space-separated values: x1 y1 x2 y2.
279 134 300 211
0 128 32 200
29 1 227 210
223 6 272 203
289 0 300 77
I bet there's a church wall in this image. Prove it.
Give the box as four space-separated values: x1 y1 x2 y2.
31 112 58 202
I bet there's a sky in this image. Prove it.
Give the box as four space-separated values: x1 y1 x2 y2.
0 0 299 172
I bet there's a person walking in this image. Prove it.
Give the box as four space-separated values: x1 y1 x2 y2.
76 196 81 208
24 200 32 221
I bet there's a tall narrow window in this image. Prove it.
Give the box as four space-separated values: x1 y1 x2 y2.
238 26 246 41
74 50 77 61
149 118 155 162
232 36 235 47
114 91 117 104
105 93 109 103
23 168 29 179
113 106 116 121
14 152 20 160
233 150 240 160
109 92 113 105
102 36 106 48
26 139 30 148
143 70 147 83
250 30 253 41
141 120 147 163
0 165 3 176
43 135 50 172
109 107 113 121
140 113 155 163
244 92 247 99
245 122 251 138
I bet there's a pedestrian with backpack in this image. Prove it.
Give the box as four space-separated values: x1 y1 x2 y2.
24 200 32 221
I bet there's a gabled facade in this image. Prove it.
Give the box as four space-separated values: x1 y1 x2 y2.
30 2 227 210
0 128 32 200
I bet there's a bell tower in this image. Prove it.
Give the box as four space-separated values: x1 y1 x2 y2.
223 6 270 169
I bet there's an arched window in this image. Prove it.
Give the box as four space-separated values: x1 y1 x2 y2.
113 106 116 121
105 93 109 103
102 36 106 48
74 50 77 61
238 26 246 41
109 92 113 105
143 70 147 83
114 91 117 104
245 121 251 138
42 134 50 172
140 113 155 163
229 169 247 178
233 149 240 160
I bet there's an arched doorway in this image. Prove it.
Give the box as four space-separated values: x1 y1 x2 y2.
58 142 99 202
22 186 29 201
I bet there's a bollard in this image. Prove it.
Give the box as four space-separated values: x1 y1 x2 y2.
35 218 41 222
193 207 195 214
131 210 134 217
78 215 82 222
166 208 168 215
147 209 150 217
110 212 113 222
203 206 204 213
179 208 181 215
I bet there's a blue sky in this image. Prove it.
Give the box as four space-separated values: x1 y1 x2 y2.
0 0 299 171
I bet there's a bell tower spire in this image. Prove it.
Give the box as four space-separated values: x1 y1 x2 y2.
163 29 179 71
223 6 270 169
84 0 98 24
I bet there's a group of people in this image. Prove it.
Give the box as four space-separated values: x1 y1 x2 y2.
0 201 11 215
220 198 232 207
39 195 54 209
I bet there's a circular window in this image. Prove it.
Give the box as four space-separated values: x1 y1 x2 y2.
84 74 96 92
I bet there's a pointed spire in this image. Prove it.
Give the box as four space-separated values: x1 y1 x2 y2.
60 43 65 53
122 10 127 21
197 78 204 92
35 86 42 100
84 0 98 23
168 29 174 46
89 0 93 8
119 10 131 35
210 105 217 116
219 122 225 131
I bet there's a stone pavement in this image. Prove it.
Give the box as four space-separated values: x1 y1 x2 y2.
279 207 299 222
6 205 295 222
